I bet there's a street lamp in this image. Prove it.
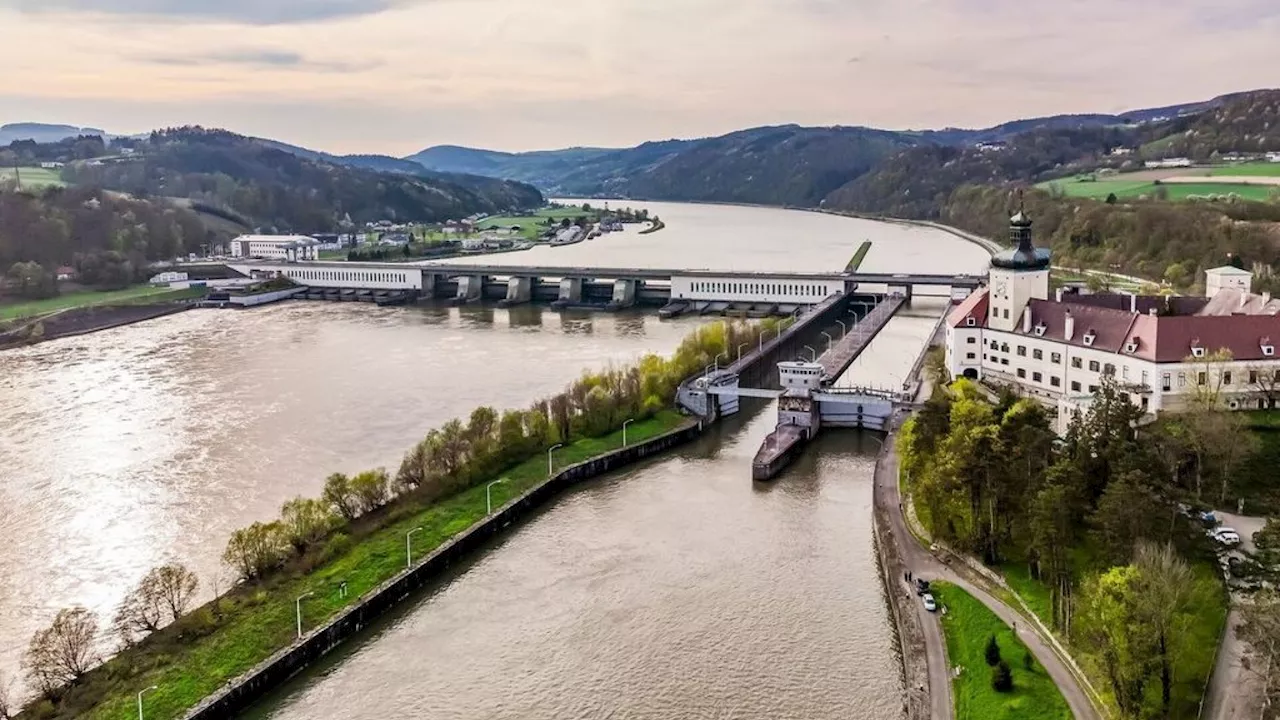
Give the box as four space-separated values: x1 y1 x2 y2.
622 418 635 446
295 591 314 639
737 342 750 362
548 443 563 476
406 527 423 568
713 350 729 371
137 685 158 720
822 331 834 351
759 327 771 352
803 345 817 362
486 479 505 515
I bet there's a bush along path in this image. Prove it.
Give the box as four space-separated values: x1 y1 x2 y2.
18 318 786 720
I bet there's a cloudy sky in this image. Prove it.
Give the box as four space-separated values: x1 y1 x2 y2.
0 0 1276 155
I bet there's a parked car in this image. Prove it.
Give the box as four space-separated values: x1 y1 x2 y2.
922 593 938 612
915 578 931 596
1213 527 1242 545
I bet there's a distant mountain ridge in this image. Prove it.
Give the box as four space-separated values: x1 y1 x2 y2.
0 122 108 146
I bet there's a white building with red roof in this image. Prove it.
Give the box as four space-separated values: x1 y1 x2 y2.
945 209 1280 431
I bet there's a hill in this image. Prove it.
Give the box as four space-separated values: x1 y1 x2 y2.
0 122 108 146
62 127 543 233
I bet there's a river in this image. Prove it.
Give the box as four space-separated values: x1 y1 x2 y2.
0 201 988 708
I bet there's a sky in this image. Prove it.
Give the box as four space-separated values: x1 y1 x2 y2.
0 0 1277 156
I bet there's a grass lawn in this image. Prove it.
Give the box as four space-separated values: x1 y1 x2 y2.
0 285 195 321
0 165 66 188
846 240 872 272
1209 162 1280 177
66 411 689 720
1039 177 1276 203
931 581 1072 720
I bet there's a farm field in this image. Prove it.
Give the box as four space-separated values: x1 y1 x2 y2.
1210 162 1280 177
0 166 66 188
1039 177 1276 203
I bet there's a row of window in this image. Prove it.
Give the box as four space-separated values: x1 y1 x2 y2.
288 269 409 284
1159 369 1280 392
689 281 828 297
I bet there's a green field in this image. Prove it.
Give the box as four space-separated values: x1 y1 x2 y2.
478 206 597 239
1209 162 1280 177
46 411 689 719
931 581 1072 720
0 285 196 321
1040 177 1277 203
0 165 66 188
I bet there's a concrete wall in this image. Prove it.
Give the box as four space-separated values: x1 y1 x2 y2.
671 275 844 304
185 421 703 720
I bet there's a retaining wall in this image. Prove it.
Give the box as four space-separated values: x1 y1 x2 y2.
186 421 704 719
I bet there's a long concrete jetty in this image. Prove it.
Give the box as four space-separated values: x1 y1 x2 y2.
817 293 906 382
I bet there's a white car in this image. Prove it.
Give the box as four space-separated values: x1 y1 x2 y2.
1213 528 1242 545
922 593 938 612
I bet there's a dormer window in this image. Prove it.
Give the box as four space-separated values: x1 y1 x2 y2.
1034 324 1046 337
1264 345 1276 357
1082 331 1096 347
1191 347 1206 358
1124 341 1138 354
966 317 976 327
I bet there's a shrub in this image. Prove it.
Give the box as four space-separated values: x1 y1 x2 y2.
222 522 288 581
991 660 1014 693
984 634 1002 666
1023 650 1035 671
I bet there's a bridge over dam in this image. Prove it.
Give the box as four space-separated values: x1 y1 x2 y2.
676 291 923 480
217 259 981 313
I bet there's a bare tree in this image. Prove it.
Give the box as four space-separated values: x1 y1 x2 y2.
1248 365 1280 410
1239 590 1280 718
0 671 15 720
24 607 99 698
151 563 199 621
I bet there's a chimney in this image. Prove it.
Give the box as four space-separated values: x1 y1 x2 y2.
1064 312 1075 341
1022 306 1032 333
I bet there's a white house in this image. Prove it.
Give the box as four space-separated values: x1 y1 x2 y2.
229 235 320 261
1267 152 1280 163
1205 266 1253 297
1144 157 1193 169
945 209 1280 432
149 271 189 285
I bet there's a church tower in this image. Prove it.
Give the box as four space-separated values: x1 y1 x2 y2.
987 197 1051 332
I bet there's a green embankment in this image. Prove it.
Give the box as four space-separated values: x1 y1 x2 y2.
58 412 688 720
638 219 665 234
846 240 872 272
0 285 203 321
931 581 1072 720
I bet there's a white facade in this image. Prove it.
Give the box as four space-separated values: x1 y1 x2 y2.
227 262 422 290
149 271 189 285
230 235 320 261
1144 158 1193 169
670 275 845 304
987 265 1049 332
1205 266 1252 297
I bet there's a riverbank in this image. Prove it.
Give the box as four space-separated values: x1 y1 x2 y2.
638 218 666 234
0 300 197 351
846 240 872 271
36 412 693 720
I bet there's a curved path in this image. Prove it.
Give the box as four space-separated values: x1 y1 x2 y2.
874 413 1101 720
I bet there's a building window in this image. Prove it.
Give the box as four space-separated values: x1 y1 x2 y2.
1017 346 1027 357
1051 353 1061 364
1178 372 1186 388
1122 366 1129 380
1001 358 1009 366
1141 370 1148 386
991 340 1000 350
1033 349 1043 360
1003 309 1010 319
1162 373 1171 391
1089 360 1100 372
1071 381 1081 392
1141 396 1150 411
1033 372 1042 382
992 306 998 318
1250 370 1259 384
1089 385 1099 393
1017 368 1026 378
967 337 976 344
1001 343 1009 352
1223 371 1232 386
966 353 976 360
1103 363 1115 376
1198 372 1207 386
1051 376 1061 388
1071 357 1083 369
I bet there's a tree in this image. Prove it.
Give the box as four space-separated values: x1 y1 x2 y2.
350 468 390 513
991 660 1013 692
395 441 428 493
1077 565 1153 717
24 607 99 698
323 472 360 520
1132 542 1205 716
150 563 199 622
222 521 287 581
1105 192 1118 204
113 578 163 647
1238 590 1280 715
1248 365 1280 409
0 671 13 720
280 496 337 552
985 634 1002 666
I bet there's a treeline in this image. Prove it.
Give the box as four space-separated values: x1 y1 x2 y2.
1149 92 1280 160
0 186 214 298
900 379 1238 718
939 185 1278 290
16 318 784 715
0 135 107 166
62 128 542 234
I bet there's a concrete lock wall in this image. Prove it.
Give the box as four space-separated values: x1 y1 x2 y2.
558 277 584 303
455 275 484 301
505 276 533 304
611 279 637 306
184 421 705 720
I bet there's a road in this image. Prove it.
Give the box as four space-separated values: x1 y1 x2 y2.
874 412 1102 720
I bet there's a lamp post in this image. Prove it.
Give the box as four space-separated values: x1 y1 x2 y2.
137 685 158 720
737 342 750 362
623 419 635 447
406 526 423 568
486 479 505 515
822 331 834 352
759 327 771 352
803 345 817 362
295 591 314 639
713 351 729 371
836 319 847 337
548 443 563 476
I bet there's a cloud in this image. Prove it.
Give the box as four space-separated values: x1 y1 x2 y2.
1 0 404 25
139 48 381 72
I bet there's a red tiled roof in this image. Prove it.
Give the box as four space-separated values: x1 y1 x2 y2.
1147 315 1280 362
1014 300 1139 353
947 288 989 328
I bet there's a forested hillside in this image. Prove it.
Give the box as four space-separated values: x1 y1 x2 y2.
62 128 542 233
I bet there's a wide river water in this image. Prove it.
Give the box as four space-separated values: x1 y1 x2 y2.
0 201 989 713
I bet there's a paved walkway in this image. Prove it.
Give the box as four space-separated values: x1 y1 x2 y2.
874 413 1101 720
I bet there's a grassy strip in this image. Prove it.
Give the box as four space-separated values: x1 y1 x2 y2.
55 411 688 720
1209 162 1280 177
931 581 1072 720
639 219 666 234
0 285 195 321
845 240 872 272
